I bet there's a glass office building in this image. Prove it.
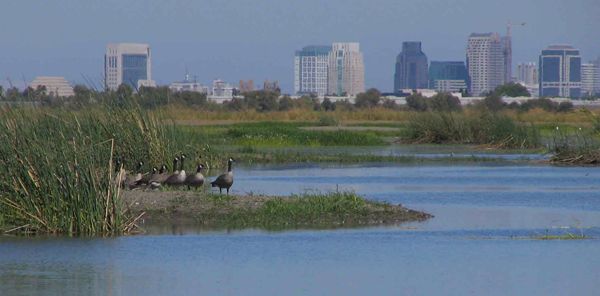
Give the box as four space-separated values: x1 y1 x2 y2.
429 61 468 92
394 42 428 92
539 45 581 98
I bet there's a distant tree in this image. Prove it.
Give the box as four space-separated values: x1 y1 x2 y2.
5 87 21 101
406 93 429 111
73 84 95 103
175 90 208 107
334 99 355 111
321 97 336 111
429 92 462 112
354 88 381 108
557 101 574 113
0 85 4 99
292 95 314 109
243 90 278 112
278 95 293 111
482 93 505 112
382 98 399 110
493 82 530 97
116 84 133 100
224 97 246 111
520 98 558 112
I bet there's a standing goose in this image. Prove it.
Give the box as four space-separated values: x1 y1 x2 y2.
211 158 234 194
165 157 180 186
125 161 144 189
177 154 187 185
185 164 205 190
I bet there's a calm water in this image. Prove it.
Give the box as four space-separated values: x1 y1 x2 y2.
2 163 600 295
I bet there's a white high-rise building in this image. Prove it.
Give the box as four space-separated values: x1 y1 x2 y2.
516 63 538 86
594 58 600 95
582 63 598 97
328 42 365 96
294 46 331 97
466 33 506 96
105 43 154 91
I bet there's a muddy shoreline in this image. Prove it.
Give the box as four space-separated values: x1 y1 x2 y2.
123 191 432 231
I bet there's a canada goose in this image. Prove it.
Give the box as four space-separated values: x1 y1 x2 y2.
178 154 187 182
165 157 186 186
148 164 168 188
137 167 158 186
125 161 144 189
211 158 234 194
185 164 205 189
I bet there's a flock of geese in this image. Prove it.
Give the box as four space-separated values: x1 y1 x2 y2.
116 154 235 194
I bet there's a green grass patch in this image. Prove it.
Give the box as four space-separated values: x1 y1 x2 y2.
192 192 431 230
405 111 540 149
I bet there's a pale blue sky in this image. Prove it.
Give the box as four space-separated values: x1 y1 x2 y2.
0 0 598 93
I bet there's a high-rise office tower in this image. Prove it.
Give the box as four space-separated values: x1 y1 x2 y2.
466 33 506 96
294 46 331 96
516 63 538 86
428 61 468 93
328 42 365 96
539 45 582 98
581 63 598 97
105 43 154 91
594 58 600 95
394 42 429 91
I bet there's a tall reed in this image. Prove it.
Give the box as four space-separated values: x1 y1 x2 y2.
0 101 167 235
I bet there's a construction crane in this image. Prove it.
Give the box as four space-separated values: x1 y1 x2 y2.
504 21 526 83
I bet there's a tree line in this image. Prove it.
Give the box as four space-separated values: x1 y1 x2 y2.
0 82 573 113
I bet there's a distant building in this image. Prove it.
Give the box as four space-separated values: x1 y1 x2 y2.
239 80 255 93
105 43 154 91
594 57 600 95
294 45 331 97
394 41 429 91
169 74 208 93
539 45 582 98
263 80 280 92
428 61 468 93
211 79 235 98
516 63 538 86
328 42 365 96
582 63 599 97
29 76 74 97
466 33 507 96
516 63 539 97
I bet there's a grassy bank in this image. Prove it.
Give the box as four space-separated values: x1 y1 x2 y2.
124 191 432 230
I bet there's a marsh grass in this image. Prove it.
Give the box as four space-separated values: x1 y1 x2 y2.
534 233 588 240
549 125 600 165
226 122 386 147
405 111 540 149
0 102 169 235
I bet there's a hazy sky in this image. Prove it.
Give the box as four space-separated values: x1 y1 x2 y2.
0 0 598 93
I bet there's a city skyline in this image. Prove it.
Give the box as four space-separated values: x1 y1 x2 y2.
0 0 598 93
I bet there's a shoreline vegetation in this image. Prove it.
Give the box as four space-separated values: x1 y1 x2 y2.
1 85 600 235
124 191 432 231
